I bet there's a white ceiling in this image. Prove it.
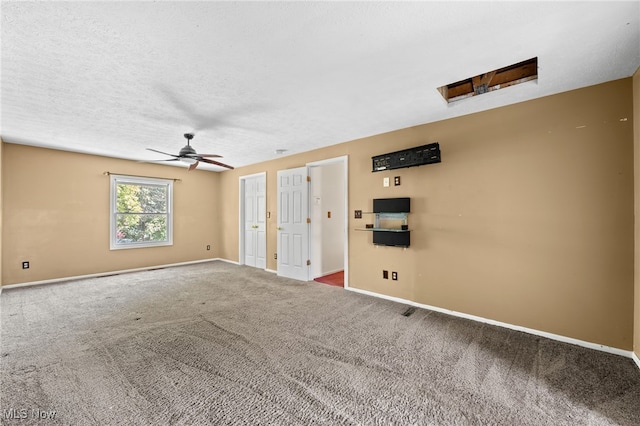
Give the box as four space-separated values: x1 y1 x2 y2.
1 1 639 171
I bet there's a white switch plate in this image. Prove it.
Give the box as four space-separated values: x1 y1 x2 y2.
383 177 390 187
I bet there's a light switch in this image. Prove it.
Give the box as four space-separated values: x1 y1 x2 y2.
383 177 390 187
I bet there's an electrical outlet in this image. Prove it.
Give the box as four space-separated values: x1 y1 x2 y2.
206 245 211 251
394 176 401 186
274 253 277 260
392 271 398 281
355 210 362 219
383 270 388 279
22 261 30 269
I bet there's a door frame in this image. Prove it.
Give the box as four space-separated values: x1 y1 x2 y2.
238 172 267 269
307 155 349 288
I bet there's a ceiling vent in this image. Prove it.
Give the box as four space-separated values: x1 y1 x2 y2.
438 57 538 103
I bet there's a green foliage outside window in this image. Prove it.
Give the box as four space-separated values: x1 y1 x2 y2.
116 183 168 244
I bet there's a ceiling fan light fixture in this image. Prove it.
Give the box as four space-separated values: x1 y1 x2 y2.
181 157 198 165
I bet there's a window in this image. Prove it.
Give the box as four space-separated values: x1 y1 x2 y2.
110 174 173 250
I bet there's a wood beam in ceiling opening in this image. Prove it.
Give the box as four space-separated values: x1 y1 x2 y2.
438 57 538 103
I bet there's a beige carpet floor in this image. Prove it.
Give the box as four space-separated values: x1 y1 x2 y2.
1 261 639 425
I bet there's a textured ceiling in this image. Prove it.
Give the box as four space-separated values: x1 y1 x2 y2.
1 1 639 171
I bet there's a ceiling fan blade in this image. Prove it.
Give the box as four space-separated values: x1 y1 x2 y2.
146 148 179 157
188 161 200 171
196 154 223 158
200 158 234 170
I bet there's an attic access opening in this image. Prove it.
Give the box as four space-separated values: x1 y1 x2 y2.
438 57 538 103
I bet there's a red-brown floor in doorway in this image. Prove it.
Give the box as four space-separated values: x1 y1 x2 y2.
314 271 344 287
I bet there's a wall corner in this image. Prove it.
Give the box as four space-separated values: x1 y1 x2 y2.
0 137 3 287
633 66 640 363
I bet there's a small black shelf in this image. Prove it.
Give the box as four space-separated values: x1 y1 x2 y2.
360 198 411 247
356 228 410 232
360 212 410 215
373 229 410 247
373 198 410 213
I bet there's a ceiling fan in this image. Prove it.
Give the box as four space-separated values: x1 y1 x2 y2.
147 133 234 171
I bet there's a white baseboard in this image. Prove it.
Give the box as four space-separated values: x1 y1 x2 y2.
633 352 640 371
314 268 343 279
346 286 636 361
1 258 220 290
4 261 638 373
219 257 274 273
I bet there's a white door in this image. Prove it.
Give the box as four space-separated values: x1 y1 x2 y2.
277 167 309 281
242 174 266 269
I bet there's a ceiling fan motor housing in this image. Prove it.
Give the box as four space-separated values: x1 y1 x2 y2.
179 144 197 157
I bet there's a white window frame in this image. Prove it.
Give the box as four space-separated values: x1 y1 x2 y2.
110 174 173 250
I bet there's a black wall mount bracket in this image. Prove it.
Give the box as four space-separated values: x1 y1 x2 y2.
372 142 441 172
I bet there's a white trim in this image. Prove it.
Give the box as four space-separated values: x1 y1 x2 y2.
109 174 173 250
317 268 343 277
306 155 349 288
306 155 349 168
238 178 245 264
265 268 277 274
346 286 635 360
1 258 219 290
238 172 268 180
633 352 640 371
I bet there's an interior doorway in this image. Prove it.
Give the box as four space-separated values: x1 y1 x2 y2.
274 156 348 286
308 156 348 288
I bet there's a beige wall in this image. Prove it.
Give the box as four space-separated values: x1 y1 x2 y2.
221 78 635 350
1 145 220 285
1 78 635 351
634 67 640 360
